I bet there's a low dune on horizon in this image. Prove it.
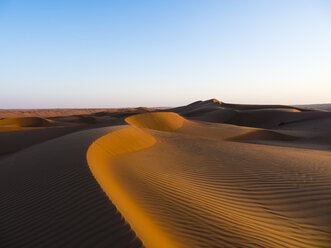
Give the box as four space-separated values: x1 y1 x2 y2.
1 99 331 248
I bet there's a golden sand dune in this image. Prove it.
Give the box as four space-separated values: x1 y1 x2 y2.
0 117 52 131
87 111 331 248
1 100 331 248
0 117 51 126
126 112 184 131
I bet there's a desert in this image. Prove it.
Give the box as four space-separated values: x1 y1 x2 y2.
1 1 330 247
1 99 331 248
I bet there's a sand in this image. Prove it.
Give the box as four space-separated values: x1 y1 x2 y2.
1 99 331 247
297 104 331 112
0 126 144 248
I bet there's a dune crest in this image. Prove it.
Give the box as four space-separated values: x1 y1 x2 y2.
87 123 181 248
87 111 331 248
125 112 184 131
1 100 331 248
87 113 190 247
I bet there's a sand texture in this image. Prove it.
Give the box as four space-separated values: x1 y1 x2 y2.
1 99 331 247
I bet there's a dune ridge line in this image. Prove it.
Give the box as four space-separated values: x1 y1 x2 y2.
87 110 331 248
87 112 185 248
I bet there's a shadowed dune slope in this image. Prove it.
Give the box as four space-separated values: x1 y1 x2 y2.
0 117 126 155
297 104 331 112
228 129 297 141
0 126 144 248
0 126 85 155
172 119 297 142
169 99 331 130
224 109 331 129
88 112 331 248
170 99 306 116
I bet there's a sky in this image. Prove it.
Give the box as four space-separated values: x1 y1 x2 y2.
0 0 330 108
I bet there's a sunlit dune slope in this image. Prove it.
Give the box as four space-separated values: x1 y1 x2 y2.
87 114 182 248
0 117 51 127
112 131 331 248
87 112 331 248
126 112 184 131
0 117 52 131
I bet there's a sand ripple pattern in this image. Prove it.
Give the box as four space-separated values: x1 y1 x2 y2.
88 112 331 248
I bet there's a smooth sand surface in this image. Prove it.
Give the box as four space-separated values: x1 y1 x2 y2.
0 126 144 248
1 100 331 248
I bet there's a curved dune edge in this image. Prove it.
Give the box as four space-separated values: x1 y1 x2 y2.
87 113 185 248
86 112 301 248
86 112 321 248
125 112 185 131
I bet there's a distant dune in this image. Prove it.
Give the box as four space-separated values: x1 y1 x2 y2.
0 107 155 118
296 104 331 112
1 99 331 248
0 109 108 118
0 117 52 131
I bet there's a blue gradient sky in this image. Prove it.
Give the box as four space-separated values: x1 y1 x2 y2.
0 0 330 108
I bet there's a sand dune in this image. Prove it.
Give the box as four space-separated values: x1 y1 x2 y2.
0 117 51 126
0 126 84 155
1 99 331 248
109 132 331 247
297 104 331 112
169 99 331 129
0 107 154 118
126 112 184 131
0 117 52 131
0 109 109 118
87 111 331 248
0 126 144 248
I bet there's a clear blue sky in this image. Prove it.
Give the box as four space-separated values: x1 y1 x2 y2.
0 0 330 108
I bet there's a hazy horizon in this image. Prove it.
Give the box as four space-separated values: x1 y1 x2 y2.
1 99 331 110
1 0 330 108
